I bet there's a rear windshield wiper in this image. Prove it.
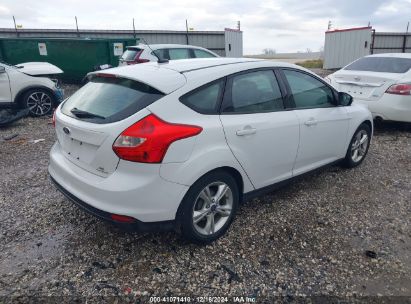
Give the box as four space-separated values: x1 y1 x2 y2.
70 107 105 119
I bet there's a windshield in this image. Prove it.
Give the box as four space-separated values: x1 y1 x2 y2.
61 76 164 124
344 57 411 73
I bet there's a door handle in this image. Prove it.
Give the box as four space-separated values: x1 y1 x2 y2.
236 126 257 136
304 119 317 126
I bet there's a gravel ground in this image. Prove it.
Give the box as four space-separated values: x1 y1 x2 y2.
0 82 410 302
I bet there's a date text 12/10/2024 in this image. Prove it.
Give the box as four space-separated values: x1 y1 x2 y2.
149 296 257 303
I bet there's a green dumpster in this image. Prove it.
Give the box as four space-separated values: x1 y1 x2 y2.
0 37 137 83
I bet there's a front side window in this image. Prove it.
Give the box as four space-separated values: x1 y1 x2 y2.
283 70 334 109
193 49 216 58
168 48 191 60
180 79 224 114
223 70 284 113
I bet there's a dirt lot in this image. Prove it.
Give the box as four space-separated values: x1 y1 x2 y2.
0 83 410 302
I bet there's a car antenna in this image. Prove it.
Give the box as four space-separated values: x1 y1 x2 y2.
140 38 169 64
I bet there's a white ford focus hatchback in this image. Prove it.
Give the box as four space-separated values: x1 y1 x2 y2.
49 58 373 243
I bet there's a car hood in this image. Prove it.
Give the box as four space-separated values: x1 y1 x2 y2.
15 62 63 76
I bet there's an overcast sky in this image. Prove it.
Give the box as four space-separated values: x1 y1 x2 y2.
0 0 410 54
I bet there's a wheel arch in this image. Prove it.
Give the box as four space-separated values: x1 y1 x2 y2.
15 85 56 108
174 165 244 233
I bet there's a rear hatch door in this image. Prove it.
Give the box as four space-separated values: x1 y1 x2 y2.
56 73 181 177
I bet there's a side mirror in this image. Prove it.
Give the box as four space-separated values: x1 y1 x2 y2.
338 92 353 106
0 66 5 73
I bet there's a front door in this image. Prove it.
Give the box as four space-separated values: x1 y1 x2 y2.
0 66 11 104
281 69 350 175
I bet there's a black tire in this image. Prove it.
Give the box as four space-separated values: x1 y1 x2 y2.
342 123 371 168
178 170 239 244
22 88 55 117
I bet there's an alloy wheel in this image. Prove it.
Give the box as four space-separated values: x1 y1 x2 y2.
351 130 369 163
192 181 233 236
27 92 52 116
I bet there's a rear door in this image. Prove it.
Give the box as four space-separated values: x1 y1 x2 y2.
281 69 350 175
220 69 300 189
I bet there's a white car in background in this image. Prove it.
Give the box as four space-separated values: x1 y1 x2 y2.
0 62 64 116
118 44 219 66
326 53 411 123
49 58 372 243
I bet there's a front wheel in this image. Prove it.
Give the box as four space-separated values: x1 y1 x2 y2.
178 171 239 244
23 89 54 117
342 123 371 168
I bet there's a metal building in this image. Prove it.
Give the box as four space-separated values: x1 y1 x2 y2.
323 27 372 69
0 27 243 57
324 26 411 69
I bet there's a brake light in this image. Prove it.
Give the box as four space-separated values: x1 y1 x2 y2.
52 109 56 127
386 83 411 95
113 114 202 163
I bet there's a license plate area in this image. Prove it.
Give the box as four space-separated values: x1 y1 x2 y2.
62 137 98 164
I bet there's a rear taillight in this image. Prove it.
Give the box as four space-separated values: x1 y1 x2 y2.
386 83 411 95
113 114 202 163
52 109 56 127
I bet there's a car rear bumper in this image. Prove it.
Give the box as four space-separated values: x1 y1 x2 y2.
48 142 189 223
354 94 411 123
49 175 175 231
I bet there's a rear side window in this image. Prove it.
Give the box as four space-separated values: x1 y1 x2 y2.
61 76 164 124
344 57 411 73
193 49 216 58
180 79 224 114
223 70 284 113
121 48 141 61
283 69 334 109
168 48 191 60
153 49 169 60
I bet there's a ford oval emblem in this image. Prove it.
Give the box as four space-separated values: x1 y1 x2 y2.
63 127 70 135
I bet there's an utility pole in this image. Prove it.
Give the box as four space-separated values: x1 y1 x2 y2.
75 16 80 37
406 21 410 33
237 21 241 31
13 16 19 37
185 19 189 45
133 18 136 39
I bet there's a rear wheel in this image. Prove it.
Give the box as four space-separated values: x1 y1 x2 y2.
178 171 239 244
23 89 54 117
342 123 371 168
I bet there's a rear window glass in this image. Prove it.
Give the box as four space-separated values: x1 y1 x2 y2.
61 76 164 124
344 57 411 73
121 48 141 61
180 79 224 114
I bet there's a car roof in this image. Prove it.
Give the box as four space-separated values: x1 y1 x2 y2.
365 53 411 59
89 58 303 94
127 44 213 51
